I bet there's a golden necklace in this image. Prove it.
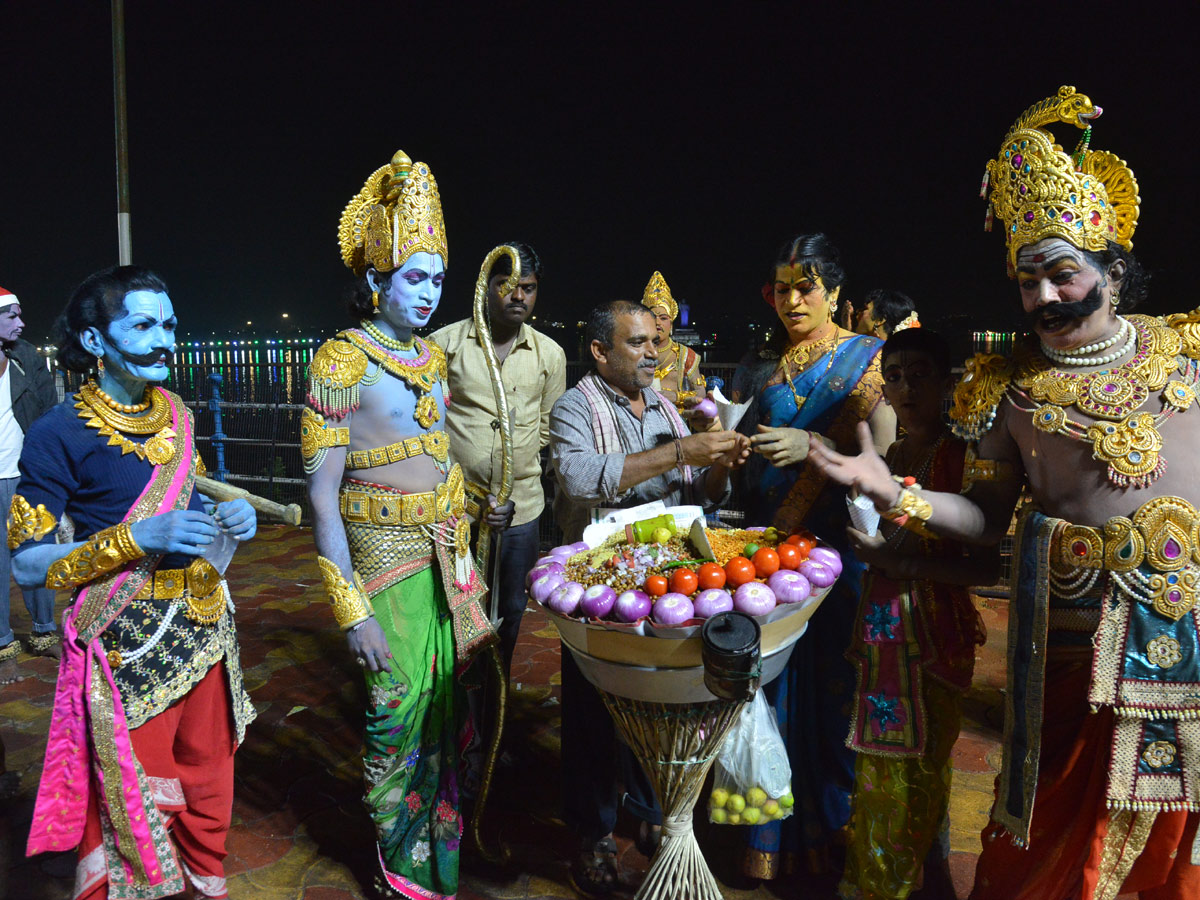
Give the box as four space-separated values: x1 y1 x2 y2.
654 340 680 381
76 381 176 465
782 329 843 412
1011 316 1197 487
91 382 152 414
346 328 445 429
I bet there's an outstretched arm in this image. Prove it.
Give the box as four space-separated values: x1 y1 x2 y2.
808 420 1023 546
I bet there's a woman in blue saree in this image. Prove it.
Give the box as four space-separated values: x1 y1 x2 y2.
735 234 895 881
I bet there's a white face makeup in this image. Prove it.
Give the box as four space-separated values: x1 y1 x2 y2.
1015 237 1118 351
374 252 446 332
0 304 24 343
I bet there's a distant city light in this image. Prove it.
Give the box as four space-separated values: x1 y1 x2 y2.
282 313 289 318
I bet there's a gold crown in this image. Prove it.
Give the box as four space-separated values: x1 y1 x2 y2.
983 86 1139 276
338 150 448 276
642 271 678 320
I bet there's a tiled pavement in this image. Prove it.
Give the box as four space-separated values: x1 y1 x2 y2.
2 525 1019 899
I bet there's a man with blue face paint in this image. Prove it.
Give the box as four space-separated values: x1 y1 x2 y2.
13 266 257 900
305 150 499 899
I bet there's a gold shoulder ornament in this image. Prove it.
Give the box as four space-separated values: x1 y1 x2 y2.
343 330 447 394
949 353 1014 441
300 407 350 475
307 339 369 418
1164 308 1200 361
7 495 57 550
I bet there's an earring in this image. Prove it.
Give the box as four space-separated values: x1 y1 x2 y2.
371 290 380 312
1110 289 1120 308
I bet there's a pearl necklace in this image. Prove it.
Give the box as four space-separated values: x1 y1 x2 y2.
361 319 415 352
1041 318 1135 367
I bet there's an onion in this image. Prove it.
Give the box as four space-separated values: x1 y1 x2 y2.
568 541 591 554
526 559 564 590
733 582 777 616
693 588 734 619
694 398 718 419
798 558 837 589
614 589 652 623
767 570 812 605
580 584 617 619
652 592 695 625
548 544 576 561
547 581 584 617
529 571 564 604
807 546 843 578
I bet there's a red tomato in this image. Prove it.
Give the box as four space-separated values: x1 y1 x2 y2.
725 556 756 588
776 543 802 570
698 562 727 590
644 575 669 597
794 537 815 559
784 534 802 545
670 568 699 596
752 547 780 578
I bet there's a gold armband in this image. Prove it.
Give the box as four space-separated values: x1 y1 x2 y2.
316 555 372 630
46 523 145 590
300 407 350 475
8 495 58 550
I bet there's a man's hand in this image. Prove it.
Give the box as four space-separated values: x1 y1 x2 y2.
682 394 721 433
750 425 820 467
846 526 893 570
485 494 515 530
214 499 257 541
347 618 392 673
808 421 899 511
718 433 751 469
130 510 219 556
679 430 744 467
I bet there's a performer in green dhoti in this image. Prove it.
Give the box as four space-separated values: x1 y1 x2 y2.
303 149 507 899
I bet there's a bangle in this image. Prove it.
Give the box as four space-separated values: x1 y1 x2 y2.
674 438 685 468
881 480 935 536
46 523 145 590
316 555 373 630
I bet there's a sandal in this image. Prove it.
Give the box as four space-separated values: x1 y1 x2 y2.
635 819 661 858
568 835 618 898
0 640 20 663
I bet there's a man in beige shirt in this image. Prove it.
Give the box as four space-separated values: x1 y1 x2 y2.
431 242 566 677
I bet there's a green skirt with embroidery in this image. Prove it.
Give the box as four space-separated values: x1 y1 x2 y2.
362 565 465 899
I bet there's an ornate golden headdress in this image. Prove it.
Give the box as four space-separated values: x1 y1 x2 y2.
642 271 678 320
338 149 448 276
982 86 1139 276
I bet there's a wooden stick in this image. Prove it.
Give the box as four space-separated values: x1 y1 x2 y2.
195 475 302 526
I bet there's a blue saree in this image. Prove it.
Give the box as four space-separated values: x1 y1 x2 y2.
742 334 885 878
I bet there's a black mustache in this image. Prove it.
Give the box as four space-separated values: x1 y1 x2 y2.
117 347 174 367
1027 284 1105 330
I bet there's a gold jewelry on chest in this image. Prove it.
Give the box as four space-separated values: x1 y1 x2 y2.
782 332 842 411
344 327 446 394
1013 316 1197 488
654 341 680 381
76 381 176 465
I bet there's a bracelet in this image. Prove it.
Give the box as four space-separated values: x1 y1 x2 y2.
46 523 145 590
316 555 373 630
881 479 936 537
674 438 685 468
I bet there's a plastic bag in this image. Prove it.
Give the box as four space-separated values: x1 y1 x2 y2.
707 688 793 825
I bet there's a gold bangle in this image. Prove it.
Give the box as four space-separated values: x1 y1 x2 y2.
316 555 372 630
46 523 145 590
882 485 933 524
8 494 57 550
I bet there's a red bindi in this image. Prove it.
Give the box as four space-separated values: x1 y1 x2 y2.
1032 254 1045 263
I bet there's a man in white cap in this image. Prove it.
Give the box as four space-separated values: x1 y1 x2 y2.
0 286 59 681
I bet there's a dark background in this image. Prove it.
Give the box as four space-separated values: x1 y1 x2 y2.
3 2 1195 357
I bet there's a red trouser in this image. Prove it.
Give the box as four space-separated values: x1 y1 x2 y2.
972 655 1200 900
76 662 236 900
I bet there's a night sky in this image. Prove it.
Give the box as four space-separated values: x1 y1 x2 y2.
4 3 1196 356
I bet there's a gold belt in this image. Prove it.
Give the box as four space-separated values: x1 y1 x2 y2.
133 557 226 625
1054 496 1200 574
339 463 466 527
346 431 450 470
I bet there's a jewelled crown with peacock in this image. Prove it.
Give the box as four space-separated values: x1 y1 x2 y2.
982 85 1140 276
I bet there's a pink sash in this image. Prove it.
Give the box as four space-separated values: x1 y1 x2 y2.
27 389 196 895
